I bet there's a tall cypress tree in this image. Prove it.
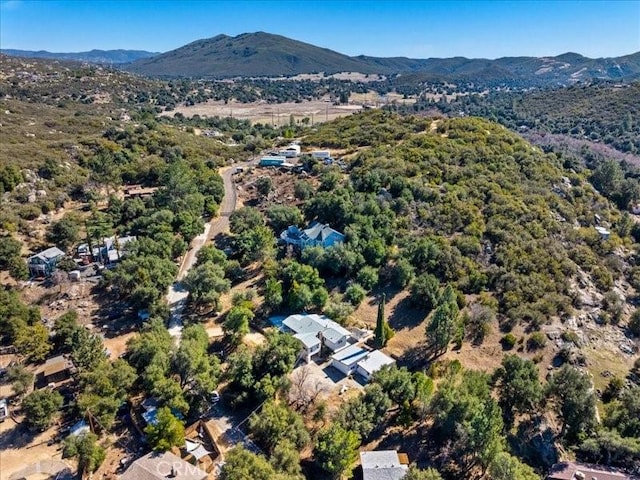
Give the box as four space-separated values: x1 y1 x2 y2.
375 293 386 348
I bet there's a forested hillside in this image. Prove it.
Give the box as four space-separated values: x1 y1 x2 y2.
1 56 639 480
411 82 640 155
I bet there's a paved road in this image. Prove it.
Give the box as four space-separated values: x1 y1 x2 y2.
166 160 253 341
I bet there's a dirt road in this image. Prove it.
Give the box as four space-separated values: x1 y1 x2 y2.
166 160 253 341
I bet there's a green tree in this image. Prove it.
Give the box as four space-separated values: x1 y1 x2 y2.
371 365 415 406
221 445 276 480
488 452 540 480
223 306 253 345
493 355 543 428
266 205 303 233
426 285 459 357
235 225 276 264
336 384 391 439
315 424 360 479
264 278 283 310
374 293 387 348
0 235 27 280
546 365 598 443
69 328 105 371
249 401 310 453
144 406 185 451
271 439 303 478
77 360 136 430
47 214 80 250
182 261 230 311
173 324 220 400
22 389 63 430
256 176 274 196
603 386 640 438
230 207 265 234
401 466 444 480
431 369 504 474
7 364 34 397
14 323 51 362
63 432 106 476
411 273 440 310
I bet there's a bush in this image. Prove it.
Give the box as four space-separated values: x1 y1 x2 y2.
344 284 366 306
501 334 517 350
527 332 547 351
628 309 640 337
356 266 379 290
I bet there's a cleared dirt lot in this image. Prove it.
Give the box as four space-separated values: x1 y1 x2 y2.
161 99 363 125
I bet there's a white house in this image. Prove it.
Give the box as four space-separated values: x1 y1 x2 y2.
282 314 352 362
330 344 369 376
280 221 345 250
356 350 396 381
360 450 409 480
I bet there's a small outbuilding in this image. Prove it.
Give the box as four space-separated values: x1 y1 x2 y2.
36 355 75 388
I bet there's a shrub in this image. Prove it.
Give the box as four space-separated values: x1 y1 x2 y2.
627 309 640 337
527 332 547 351
344 284 366 306
501 334 517 350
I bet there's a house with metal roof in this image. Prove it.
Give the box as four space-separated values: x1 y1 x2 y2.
356 350 396 381
360 450 409 480
280 221 345 249
330 344 369 376
282 313 352 362
28 246 65 277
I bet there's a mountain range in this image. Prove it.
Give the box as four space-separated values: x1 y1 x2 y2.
4 32 640 84
0 48 158 64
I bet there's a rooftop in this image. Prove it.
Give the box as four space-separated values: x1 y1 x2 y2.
120 451 207 480
357 350 396 375
41 355 74 377
331 344 369 366
360 450 409 480
547 462 630 480
283 314 351 339
29 246 65 261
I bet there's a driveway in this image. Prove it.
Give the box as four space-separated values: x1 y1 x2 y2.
165 159 256 342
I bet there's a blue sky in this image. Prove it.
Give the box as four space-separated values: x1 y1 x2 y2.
1 0 638 58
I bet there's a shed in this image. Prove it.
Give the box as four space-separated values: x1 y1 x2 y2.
330 345 369 376
37 355 74 387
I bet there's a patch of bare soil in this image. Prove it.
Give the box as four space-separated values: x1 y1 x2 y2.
161 98 363 125
0 417 71 480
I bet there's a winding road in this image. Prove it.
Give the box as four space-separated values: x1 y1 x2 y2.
166 160 253 341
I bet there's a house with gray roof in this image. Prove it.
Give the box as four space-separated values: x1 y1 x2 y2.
330 344 369 376
360 450 409 480
280 221 345 249
356 350 396 381
28 246 65 277
120 451 207 480
282 313 352 362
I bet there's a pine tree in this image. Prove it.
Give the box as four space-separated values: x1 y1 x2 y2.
375 293 386 348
